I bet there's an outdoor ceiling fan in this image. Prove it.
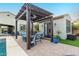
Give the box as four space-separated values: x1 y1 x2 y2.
31 14 37 19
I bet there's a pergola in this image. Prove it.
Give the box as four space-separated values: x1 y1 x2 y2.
15 3 53 50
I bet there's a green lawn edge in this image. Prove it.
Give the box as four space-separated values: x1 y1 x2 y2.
60 39 79 47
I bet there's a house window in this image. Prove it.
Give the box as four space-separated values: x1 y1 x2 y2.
66 20 71 33
54 23 56 26
20 24 25 32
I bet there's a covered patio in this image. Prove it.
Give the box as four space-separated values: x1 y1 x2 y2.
15 3 53 50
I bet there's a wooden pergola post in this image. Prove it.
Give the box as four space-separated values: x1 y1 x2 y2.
26 3 31 49
31 21 33 35
15 20 18 39
44 23 45 37
50 17 53 42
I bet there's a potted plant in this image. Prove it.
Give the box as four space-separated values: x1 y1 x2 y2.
53 35 60 43
53 30 61 43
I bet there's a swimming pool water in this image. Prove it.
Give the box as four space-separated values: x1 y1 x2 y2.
0 39 7 56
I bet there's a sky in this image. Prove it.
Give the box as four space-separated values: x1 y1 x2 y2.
0 3 23 15
33 3 79 21
0 3 79 21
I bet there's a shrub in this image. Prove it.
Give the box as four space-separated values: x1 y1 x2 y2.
53 35 61 39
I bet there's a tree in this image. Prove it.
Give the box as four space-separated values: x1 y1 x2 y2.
72 23 79 30
34 23 39 32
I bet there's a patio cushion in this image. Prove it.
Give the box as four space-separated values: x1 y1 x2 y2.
21 32 27 42
21 32 26 37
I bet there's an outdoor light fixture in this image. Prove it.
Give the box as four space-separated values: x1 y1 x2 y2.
7 14 10 16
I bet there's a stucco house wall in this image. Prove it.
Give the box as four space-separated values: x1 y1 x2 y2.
53 17 67 39
0 12 15 26
0 12 26 34
17 20 26 34
39 14 72 39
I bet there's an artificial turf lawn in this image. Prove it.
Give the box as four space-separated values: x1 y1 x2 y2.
60 39 79 47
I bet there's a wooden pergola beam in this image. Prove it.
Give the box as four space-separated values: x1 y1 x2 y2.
34 15 53 22
28 4 52 15
16 3 53 20
17 10 26 19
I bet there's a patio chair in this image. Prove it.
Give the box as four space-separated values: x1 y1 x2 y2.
31 35 36 45
33 32 43 44
36 32 43 42
31 32 43 45
21 32 43 46
35 34 42 43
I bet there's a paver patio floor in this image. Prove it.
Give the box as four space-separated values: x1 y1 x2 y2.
16 36 79 56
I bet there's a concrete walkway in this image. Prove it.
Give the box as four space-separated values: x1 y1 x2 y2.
0 36 27 56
